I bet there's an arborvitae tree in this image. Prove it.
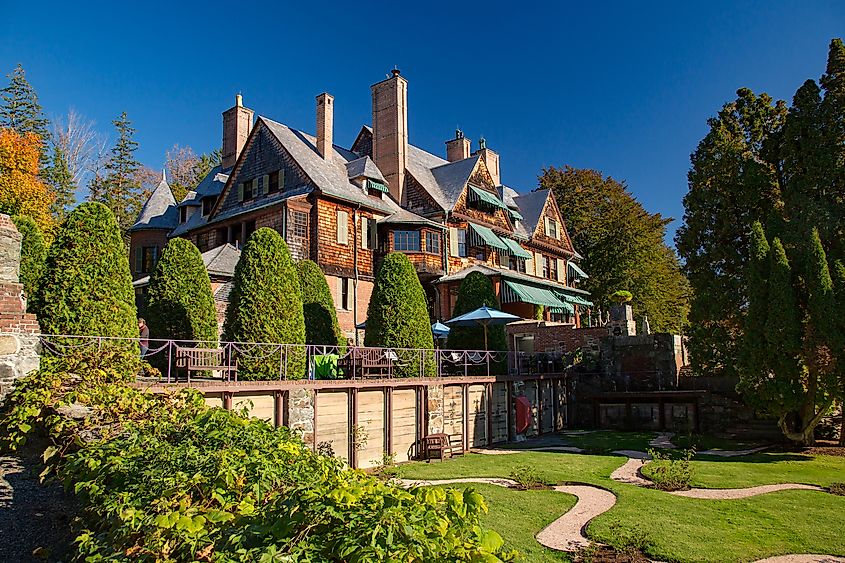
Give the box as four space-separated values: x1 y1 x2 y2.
296 260 344 349
88 112 144 233
820 38 845 254
832 259 845 445
738 221 770 388
364 252 434 377
0 64 50 157
38 202 137 338
539 166 689 333
10 215 47 315
446 271 506 351
146 238 218 344
45 144 75 219
676 88 787 379
223 228 305 380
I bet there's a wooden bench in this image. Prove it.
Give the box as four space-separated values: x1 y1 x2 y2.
175 347 237 380
421 433 464 461
337 348 396 379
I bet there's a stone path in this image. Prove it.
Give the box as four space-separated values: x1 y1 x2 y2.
398 441 840 561
648 432 676 449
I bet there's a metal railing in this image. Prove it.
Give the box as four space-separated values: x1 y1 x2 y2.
38 334 570 383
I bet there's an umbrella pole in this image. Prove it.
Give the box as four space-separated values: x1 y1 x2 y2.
483 322 489 351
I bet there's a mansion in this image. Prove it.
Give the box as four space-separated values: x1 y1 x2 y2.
129 70 592 342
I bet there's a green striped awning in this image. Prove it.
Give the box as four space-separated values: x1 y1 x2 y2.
366 179 389 193
469 186 508 209
568 261 589 280
559 293 594 307
468 223 508 250
550 303 575 314
507 208 524 221
501 237 533 259
502 280 569 308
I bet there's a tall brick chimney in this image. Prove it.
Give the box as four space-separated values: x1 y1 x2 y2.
371 69 408 204
222 94 254 170
473 137 501 186
445 129 471 162
316 92 334 159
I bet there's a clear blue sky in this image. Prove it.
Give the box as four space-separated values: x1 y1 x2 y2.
2 1 843 244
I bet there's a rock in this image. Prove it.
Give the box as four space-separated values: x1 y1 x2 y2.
56 403 93 420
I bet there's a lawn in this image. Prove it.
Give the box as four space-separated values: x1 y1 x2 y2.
396 433 845 562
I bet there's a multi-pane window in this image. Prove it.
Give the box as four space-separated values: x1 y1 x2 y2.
268 170 281 193
425 231 440 255
394 230 421 252
179 207 188 223
337 277 351 311
138 246 158 274
541 255 550 278
242 179 255 201
457 228 467 257
549 256 557 280
509 257 526 273
292 211 308 239
202 197 215 216
546 218 559 239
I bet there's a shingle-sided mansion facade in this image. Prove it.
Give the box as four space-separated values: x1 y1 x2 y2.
129 70 592 343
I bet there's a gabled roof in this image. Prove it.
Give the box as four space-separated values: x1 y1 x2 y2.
129 175 177 232
346 155 386 183
178 190 200 208
429 155 482 209
511 189 549 236
202 243 241 277
194 165 229 199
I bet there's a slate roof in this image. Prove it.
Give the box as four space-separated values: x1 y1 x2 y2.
195 165 229 199
132 243 240 288
429 155 481 209
511 189 549 237
178 190 200 207
129 176 178 232
346 155 386 183
378 208 446 228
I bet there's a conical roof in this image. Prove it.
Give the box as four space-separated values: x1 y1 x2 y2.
129 174 178 232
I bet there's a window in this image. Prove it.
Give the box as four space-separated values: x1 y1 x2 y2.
337 277 352 310
216 227 227 246
394 230 421 252
549 257 557 280
457 228 467 257
179 207 188 223
362 217 378 250
425 231 440 255
137 246 158 274
542 255 550 278
336 210 349 245
240 179 255 201
268 170 281 193
292 211 308 239
245 220 256 239
202 197 216 216
509 256 526 273
545 218 559 239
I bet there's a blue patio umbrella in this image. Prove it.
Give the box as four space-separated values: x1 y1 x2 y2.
431 321 450 339
355 320 367 330
445 305 521 350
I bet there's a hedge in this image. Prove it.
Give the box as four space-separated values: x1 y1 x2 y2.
364 252 434 376
0 349 515 562
223 228 305 379
296 259 345 349
446 271 507 351
38 202 137 339
11 214 47 315
146 237 218 344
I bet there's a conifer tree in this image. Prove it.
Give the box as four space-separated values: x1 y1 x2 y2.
832 259 845 445
45 145 75 219
296 260 344 349
820 38 845 253
738 221 770 387
447 271 506 351
88 112 144 233
10 215 47 315
39 202 137 339
0 64 49 146
146 238 218 344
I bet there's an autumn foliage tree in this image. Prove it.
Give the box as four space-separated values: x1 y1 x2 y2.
0 128 55 233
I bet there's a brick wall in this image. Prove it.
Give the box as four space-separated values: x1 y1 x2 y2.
506 321 608 353
129 230 169 280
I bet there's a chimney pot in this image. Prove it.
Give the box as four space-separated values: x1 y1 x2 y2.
391 68 401 77
222 95 254 169
445 130 471 162
316 92 334 159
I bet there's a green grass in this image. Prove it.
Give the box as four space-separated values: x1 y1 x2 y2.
671 432 764 451
558 430 656 453
397 433 845 562
424 483 575 562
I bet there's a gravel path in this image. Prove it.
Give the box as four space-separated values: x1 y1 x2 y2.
0 452 78 562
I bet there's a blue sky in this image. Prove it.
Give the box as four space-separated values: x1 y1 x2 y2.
2 1 843 244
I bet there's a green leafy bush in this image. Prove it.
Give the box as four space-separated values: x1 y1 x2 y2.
446 271 507 351
364 252 435 377
644 448 695 491
296 259 345 349
146 237 218 344
38 202 137 339
223 228 306 379
830 482 845 496
610 290 633 304
11 214 47 314
0 349 516 562
508 465 544 490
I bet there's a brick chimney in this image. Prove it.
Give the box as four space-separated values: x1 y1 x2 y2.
445 129 471 162
316 92 334 159
473 137 501 186
222 94 254 170
371 69 408 204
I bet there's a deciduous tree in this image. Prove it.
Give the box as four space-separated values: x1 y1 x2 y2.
0 128 55 234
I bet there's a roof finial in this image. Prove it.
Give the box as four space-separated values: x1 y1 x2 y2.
161 168 167 183
479 136 487 150
391 66 401 77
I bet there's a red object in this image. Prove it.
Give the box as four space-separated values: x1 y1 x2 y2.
515 396 532 433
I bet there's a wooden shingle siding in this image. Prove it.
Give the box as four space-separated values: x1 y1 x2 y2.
404 173 442 216
316 198 377 279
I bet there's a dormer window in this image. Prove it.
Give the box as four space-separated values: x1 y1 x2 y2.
202 197 216 217
468 185 508 214
367 179 388 197
179 207 188 223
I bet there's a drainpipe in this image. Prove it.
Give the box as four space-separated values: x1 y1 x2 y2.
353 204 362 346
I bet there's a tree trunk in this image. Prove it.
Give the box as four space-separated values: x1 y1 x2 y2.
778 398 834 446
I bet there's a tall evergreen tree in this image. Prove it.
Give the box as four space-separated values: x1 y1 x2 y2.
0 64 49 144
45 144 76 219
10 215 47 315
539 166 689 333
447 271 506 351
820 38 845 254
88 112 143 233
296 260 345 349
832 259 845 445
738 221 770 385
676 88 787 379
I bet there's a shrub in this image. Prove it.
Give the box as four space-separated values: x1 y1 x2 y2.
644 448 695 491
508 465 544 489
364 252 434 376
610 290 633 304
296 259 345 349
11 214 47 314
146 237 218 344
446 271 507 351
223 228 305 379
0 349 516 562
38 202 137 339
830 482 845 496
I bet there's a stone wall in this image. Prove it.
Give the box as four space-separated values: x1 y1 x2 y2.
0 214 41 401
